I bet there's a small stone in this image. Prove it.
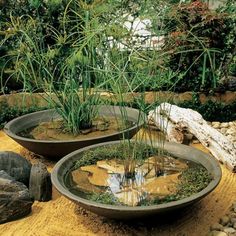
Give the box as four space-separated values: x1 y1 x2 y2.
223 227 236 234
228 213 236 219
226 128 235 135
207 230 227 236
185 133 193 140
29 162 52 201
233 203 236 213
220 215 230 226
192 139 200 144
212 122 221 129
234 223 236 229
220 128 227 134
227 135 234 141
231 218 236 224
81 128 92 134
210 223 224 231
221 122 229 128
229 122 234 127
0 151 31 186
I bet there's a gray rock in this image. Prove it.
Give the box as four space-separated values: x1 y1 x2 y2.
0 151 31 186
231 218 236 224
0 170 33 224
210 223 224 231
220 215 230 226
29 162 52 202
223 227 236 234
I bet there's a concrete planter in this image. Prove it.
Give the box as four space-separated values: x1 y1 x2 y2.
51 140 221 219
4 105 144 158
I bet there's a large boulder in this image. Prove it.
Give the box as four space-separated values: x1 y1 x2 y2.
0 151 31 186
29 162 52 202
0 170 33 224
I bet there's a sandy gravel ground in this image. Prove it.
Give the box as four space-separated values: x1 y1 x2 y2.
0 131 236 236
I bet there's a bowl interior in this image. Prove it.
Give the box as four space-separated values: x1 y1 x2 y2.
51 141 222 218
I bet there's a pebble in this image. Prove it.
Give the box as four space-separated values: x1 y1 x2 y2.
209 120 236 145
212 122 221 129
231 218 236 224
208 201 236 236
192 139 200 144
221 122 229 128
223 227 236 234
207 231 227 236
226 128 235 135
220 216 230 226
220 128 227 134
211 223 224 231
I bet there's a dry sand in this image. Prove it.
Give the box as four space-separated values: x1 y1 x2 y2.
0 131 236 236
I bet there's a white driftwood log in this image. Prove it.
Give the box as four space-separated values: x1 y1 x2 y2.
148 103 236 172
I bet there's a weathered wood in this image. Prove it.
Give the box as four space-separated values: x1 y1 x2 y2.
149 103 236 172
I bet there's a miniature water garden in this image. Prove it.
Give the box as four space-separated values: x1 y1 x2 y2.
0 0 236 235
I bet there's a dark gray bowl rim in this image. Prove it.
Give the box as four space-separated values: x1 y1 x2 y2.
51 140 222 212
4 106 144 144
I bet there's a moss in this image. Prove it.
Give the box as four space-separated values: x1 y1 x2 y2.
88 192 123 206
139 165 212 206
176 165 212 198
74 142 155 169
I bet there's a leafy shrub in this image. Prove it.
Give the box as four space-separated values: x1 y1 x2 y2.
162 0 236 92
179 93 236 122
0 100 48 129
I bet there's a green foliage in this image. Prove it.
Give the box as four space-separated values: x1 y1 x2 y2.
179 93 236 122
0 100 48 129
162 0 236 92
